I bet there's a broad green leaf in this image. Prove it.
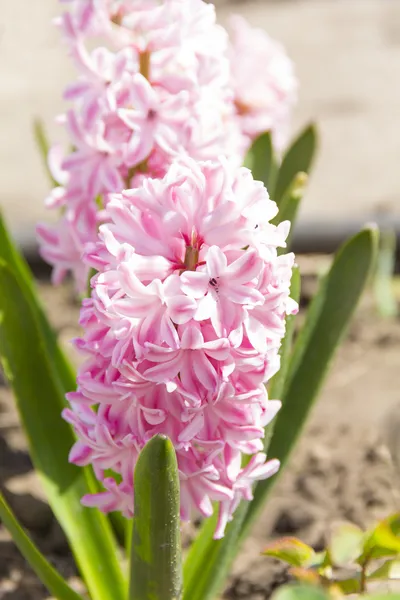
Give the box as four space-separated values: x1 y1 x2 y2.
183 269 300 600
0 213 75 397
183 502 248 600
33 119 58 186
241 228 378 535
274 124 318 205
271 584 329 600
361 514 400 561
130 435 182 600
272 173 307 253
329 521 365 566
262 536 315 567
125 517 133 557
243 131 277 192
368 559 400 580
0 493 83 600
0 212 125 552
0 264 125 600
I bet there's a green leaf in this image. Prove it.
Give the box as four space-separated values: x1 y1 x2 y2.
0 493 83 600
271 584 329 600
243 131 277 192
183 502 248 600
241 227 378 535
329 521 365 566
0 263 125 600
33 119 58 187
262 537 315 567
274 124 318 205
130 435 182 600
0 212 75 397
0 211 127 555
361 514 400 561
272 173 308 253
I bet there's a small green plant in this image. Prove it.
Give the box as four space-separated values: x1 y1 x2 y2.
264 514 400 598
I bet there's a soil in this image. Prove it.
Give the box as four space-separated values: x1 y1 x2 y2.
1 261 400 599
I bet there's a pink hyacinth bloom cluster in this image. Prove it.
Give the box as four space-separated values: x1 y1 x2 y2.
63 157 297 538
36 1 298 293
37 0 241 291
228 15 297 153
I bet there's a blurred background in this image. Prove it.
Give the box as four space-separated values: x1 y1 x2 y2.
2 0 400 251
1 2 400 599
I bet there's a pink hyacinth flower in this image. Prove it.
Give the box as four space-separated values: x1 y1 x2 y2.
228 15 297 152
64 156 297 537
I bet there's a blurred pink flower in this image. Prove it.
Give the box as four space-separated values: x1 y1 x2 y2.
228 15 297 152
64 157 297 537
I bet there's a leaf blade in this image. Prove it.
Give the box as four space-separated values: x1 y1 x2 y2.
274 124 317 205
243 131 277 193
0 212 76 396
183 502 248 600
272 173 307 253
241 227 378 534
0 493 83 600
262 537 315 568
130 435 182 600
0 263 126 600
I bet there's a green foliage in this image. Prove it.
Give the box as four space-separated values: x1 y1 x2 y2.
130 435 182 600
1 120 383 600
272 172 308 253
264 512 400 596
0 261 125 600
0 213 76 394
0 493 83 600
262 537 315 568
241 227 378 536
182 503 248 600
274 124 318 205
244 131 277 191
260 266 300 458
182 228 375 599
361 515 400 561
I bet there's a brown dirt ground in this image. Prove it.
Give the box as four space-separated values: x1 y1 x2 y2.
1 259 400 599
